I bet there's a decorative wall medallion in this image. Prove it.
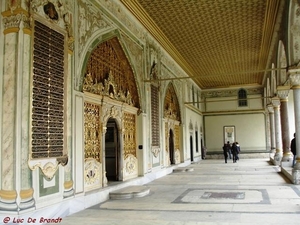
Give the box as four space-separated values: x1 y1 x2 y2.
84 158 102 187
44 2 59 20
124 154 137 174
151 146 160 158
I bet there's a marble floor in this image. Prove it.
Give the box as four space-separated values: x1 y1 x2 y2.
49 158 300 225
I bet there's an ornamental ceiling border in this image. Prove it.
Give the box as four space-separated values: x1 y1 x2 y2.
201 88 264 99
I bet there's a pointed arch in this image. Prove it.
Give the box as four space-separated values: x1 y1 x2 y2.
82 37 140 109
277 40 288 85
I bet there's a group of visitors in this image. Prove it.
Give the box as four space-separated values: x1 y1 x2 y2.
222 141 241 163
220 133 297 166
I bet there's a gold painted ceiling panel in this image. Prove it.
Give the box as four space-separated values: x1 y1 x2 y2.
122 0 281 89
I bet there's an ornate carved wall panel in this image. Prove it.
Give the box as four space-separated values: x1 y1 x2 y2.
123 112 136 157
31 19 65 159
174 124 180 152
83 37 140 108
164 83 181 121
84 102 101 162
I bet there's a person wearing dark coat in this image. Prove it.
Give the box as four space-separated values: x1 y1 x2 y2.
226 141 232 159
231 142 238 163
223 143 228 163
291 133 296 167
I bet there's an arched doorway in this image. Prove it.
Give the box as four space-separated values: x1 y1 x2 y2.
190 135 194 162
169 129 175 165
105 118 120 181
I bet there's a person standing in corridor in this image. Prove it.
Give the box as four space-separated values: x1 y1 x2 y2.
291 133 296 168
231 142 238 163
223 143 229 163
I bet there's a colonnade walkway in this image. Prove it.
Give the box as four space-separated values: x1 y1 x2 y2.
50 158 300 225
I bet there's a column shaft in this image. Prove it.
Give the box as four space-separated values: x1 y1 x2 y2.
293 88 300 167
269 111 276 152
280 99 292 160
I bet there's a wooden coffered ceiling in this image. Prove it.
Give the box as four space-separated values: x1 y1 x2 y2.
121 0 283 90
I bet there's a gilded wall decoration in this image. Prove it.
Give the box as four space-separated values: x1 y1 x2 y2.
83 72 134 106
164 83 181 121
174 124 180 152
164 121 181 166
83 37 140 108
123 112 136 157
84 102 101 162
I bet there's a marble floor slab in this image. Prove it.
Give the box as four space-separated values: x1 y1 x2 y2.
48 158 300 225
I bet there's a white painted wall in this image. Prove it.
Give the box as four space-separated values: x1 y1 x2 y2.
205 94 263 112
204 113 266 152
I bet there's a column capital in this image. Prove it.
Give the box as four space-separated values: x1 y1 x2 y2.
271 97 281 107
276 85 290 100
1 8 31 35
267 104 274 113
288 65 300 87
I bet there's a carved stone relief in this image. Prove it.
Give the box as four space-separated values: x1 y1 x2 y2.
290 0 300 65
84 158 102 190
78 0 112 54
28 0 74 51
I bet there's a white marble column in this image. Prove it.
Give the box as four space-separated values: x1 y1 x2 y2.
277 86 292 163
267 104 276 155
1 7 34 211
271 97 282 165
289 71 300 184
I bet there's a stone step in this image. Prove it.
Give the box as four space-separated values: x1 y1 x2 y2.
109 185 150 200
173 167 194 172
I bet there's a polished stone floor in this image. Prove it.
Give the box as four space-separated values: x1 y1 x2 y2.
49 158 300 225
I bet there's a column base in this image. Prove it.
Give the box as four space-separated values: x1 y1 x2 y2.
292 168 300 185
282 152 293 161
273 151 282 166
0 190 18 211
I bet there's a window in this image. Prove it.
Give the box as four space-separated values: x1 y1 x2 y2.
238 89 247 107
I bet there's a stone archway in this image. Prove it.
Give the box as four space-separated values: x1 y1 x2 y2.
164 83 181 166
82 37 140 190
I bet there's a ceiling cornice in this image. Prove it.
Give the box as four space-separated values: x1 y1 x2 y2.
120 0 196 77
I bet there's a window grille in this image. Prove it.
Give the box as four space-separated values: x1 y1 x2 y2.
151 85 160 147
31 20 65 158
